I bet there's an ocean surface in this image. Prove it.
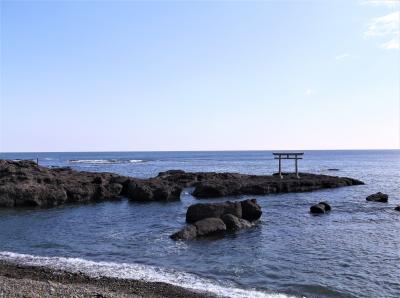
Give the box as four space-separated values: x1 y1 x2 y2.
0 150 399 298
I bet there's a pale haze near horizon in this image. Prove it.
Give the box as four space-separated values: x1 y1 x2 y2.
0 0 399 152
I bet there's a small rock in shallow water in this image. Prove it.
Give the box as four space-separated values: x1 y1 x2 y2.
319 201 331 211
171 199 261 240
310 202 331 214
366 192 388 203
394 205 400 212
170 225 197 240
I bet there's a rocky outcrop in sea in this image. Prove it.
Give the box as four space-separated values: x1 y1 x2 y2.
0 160 364 208
366 192 388 203
171 199 262 240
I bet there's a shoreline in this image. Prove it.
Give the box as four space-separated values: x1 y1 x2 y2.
0 259 215 298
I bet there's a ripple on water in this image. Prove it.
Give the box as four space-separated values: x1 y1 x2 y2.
0 150 399 298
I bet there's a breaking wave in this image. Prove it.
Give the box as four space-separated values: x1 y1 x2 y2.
69 159 144 164
0 251 294 298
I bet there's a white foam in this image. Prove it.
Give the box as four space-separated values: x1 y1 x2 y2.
69 159 144 164
0 251 294 298
129 159 144 163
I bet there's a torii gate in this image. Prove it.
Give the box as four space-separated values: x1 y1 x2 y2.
272 152 304 179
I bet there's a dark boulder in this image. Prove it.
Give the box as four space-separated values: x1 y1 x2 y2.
171 218 228 240
186 201 242 223
241 199 262 221
310 202 331 214
394 205 400 212
171 199 262 241
319 201 331 211
366 192 388 203
194 218 226 236
170 225 197 240
221 214 252 231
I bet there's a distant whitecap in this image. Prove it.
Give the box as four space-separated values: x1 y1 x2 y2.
69 159 145 164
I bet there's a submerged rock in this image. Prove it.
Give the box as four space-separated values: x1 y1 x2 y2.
310 202 331 214
366 192 388 203
394 206 400 212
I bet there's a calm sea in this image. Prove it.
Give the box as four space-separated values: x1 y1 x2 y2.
0 150 399 298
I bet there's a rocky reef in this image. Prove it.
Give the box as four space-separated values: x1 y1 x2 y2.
171 199 262 240
0 160 182 207
159 171 364 198
0 160 364 208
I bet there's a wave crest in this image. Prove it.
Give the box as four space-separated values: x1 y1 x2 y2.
0 251 293 298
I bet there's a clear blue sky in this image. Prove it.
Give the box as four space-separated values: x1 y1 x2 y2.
1 0 399 152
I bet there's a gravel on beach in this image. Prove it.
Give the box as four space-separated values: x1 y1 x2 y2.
0 261 215 298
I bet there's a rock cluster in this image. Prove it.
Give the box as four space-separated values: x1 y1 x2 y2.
171 199 262 240
366 192 389 203
310 202 331 214
0 160 181 207
0 160 364 208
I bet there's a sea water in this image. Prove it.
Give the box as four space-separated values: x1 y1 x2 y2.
0 150 399 297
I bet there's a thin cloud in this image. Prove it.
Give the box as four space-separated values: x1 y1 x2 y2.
381 37 400 49
365 11 400 49
360 0 400 8
335 53 351 60
365 12 399 37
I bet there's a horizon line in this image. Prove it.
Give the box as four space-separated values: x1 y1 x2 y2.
1 148 399 154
